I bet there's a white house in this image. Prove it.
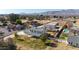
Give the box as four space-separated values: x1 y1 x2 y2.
67 35 79 47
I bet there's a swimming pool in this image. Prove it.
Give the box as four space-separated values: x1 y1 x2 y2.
63 29 69 33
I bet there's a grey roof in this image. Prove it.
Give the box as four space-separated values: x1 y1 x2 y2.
68 36 79 43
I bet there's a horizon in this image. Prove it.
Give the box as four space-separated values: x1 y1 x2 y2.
0 9 62 14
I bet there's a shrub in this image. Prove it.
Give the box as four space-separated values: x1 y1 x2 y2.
16 19 22 25
40 34 48 43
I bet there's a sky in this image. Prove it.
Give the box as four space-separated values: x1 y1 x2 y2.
0 0 78 9
0 9 62 14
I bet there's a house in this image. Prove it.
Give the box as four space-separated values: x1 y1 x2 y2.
69 23 79 36
30 27 46 37
24 26 46 37
7 24 15 31
24 22 61 37
16 24 24 30
45 22 58 31
43 22 62 32
67 35 79 47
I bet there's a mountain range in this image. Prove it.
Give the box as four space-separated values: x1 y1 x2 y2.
38 9 79 16
1 9 79 16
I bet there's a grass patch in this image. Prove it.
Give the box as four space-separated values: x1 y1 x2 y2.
59 33 68 40
13 35 46 50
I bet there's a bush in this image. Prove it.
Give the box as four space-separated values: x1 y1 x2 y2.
40 34 48 43
14 32 18 38
16 19 22 24
17 39 25 41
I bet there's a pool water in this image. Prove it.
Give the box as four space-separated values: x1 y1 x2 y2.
63 29 69 33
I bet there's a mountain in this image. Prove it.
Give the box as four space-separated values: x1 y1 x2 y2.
1 9 79 16
39 9 79 16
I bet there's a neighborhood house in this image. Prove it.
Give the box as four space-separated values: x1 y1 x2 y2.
24 26 46 37
24 22 62 37
68 35 79 47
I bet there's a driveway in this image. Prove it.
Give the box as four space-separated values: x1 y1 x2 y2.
56 39 68 44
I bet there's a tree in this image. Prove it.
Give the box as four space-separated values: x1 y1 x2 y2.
9 13 19 22
40 34 48 43
36 15 45 20
45 16 50 20
0 17 5 22
73 16 76 19
19 15 26 19
16 19 22 24
39 15 45 20
14 32 18 38
59 16 63 18
73 20 76 23
53 15 58 18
